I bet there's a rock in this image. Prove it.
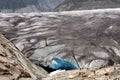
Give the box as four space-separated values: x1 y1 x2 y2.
0 0 64 12
0 33 47 80
43 65 120 80
89 59 110 70
55 0 120 11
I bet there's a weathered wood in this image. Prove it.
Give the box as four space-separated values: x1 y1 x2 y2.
0 33 47 80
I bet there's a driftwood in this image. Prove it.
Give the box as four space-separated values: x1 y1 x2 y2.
0 33 47 80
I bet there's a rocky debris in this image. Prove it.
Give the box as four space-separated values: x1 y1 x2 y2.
43 64 120 80
55 0 120 11
1 9 120 71
0 33 47 80
0 0 64 12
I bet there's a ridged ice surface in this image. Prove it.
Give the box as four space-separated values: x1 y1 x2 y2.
1 8 120 70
